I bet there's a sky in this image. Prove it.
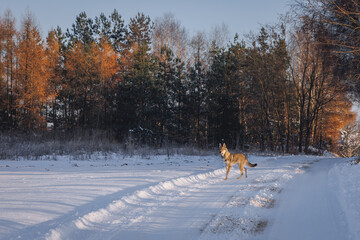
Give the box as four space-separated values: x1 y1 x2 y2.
1 0 293 39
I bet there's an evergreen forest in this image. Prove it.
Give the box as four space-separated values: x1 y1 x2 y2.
1 0 360 155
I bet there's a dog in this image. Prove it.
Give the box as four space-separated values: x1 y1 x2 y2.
219 143 257 180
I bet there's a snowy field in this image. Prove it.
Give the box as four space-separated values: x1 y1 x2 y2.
0 153 359 240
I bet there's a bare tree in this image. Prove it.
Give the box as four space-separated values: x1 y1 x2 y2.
209 23 230 49
189 31 210 71
295 0 360 99
288 16 352 152
152 13 188 61
297 0 360 54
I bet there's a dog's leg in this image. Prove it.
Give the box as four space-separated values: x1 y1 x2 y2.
225 165 232 180
245 167 247 178
237 165 244 179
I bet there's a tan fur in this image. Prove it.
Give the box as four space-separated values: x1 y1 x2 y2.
219 143 257 180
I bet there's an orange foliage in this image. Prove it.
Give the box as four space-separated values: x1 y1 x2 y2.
64 38 121 126
96 38 119 84
320 93 356 150
119 42 137 75
64 41 88 83
16 16 55 129
45 30 62 91
65 39 119 87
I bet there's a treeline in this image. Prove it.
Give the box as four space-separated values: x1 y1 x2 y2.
0 3 357 153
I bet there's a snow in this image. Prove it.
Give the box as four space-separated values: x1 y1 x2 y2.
0 153 359 240
266 159 348 240
329 160 360 239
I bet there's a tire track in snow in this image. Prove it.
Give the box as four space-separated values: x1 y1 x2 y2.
44 168 227 240
198 160 313 240
41 157 317 240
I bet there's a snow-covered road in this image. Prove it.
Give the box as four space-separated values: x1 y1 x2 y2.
0 154 358 240
266 158 348 240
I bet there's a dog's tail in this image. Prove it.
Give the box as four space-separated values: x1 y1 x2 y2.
246 160 257 167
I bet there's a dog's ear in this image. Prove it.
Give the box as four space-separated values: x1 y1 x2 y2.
223 143 227 148
219 143 222 148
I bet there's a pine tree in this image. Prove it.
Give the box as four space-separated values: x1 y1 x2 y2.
67 11 95 51
94 36 119 128
155 46 186 143
172 55 187 143
115 13 156 144
207 37 247 149
45 28 64 129
127 13 152 47
109 9 127 53
94 9 127 52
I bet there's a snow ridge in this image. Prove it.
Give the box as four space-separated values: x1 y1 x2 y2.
198 165 304 240
45 168 225 240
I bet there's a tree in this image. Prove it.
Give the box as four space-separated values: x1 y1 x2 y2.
0 10 17 129
155 47 176 141
157 47 187 143
247 28 277 151
2 7 357 154
152 13 188 61
114 13 157 143
59 10 126 130
127 12 152 47
127 13 154 130
94 36 119 128
66 11 95 51
242 26 293 152
319 92 356 152
207 36 248 149
297 0 360 99
64 41 98 128
339 122 360 157
16 12 55 129
94 9 127 52
45 28 64 129
186 32 209 147
209 23 230 50
172 56 187 143
0 14 5 127
288 15 356 153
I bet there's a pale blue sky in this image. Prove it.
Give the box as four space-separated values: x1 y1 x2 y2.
1 0 292 38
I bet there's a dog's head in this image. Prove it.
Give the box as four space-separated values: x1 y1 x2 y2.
219 143 227 158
